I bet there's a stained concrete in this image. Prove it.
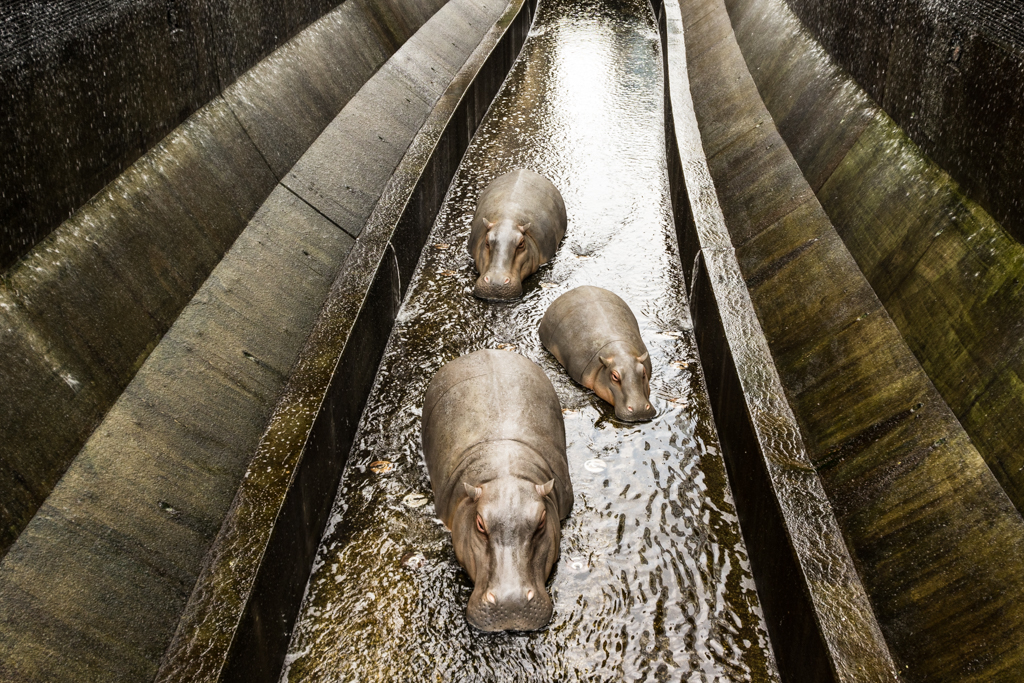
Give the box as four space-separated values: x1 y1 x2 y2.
661 1 899 680
726 0 1024 524
0 0 521 681
0 0 329 268
779 0 1024 243
0 0 446 560
677 0 1024 679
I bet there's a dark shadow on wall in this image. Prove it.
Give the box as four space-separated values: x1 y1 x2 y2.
781 0 1024 243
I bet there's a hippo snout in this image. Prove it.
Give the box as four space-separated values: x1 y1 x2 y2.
616 400 656 422
466 586 553 632
474 273 523 301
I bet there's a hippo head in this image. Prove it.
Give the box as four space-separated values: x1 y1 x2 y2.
452 476 559 631
472 219 539 301
593 346 655 422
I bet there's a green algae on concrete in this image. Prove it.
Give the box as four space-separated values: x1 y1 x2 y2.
662 1 899 680
725 0 1024 525
680 0 1024 680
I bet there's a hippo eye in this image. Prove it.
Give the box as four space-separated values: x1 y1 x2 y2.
516 238 525 250
537 509 546 533
611 370 621 383
476 515 487 535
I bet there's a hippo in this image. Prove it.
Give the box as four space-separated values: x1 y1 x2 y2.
468 169 567 300
539 286 655 422
422 349 573 631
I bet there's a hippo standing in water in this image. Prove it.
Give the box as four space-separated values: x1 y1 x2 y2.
540 286 655 422
469 169 567 300
422 349 572 631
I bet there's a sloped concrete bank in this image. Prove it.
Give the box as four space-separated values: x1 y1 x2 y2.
667 0 1024 680
156 1 533 681
659 1 898 681
0 1 531 681
725 0 1024 520
0 0 447 559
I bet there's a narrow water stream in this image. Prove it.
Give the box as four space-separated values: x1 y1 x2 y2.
282 0 778 679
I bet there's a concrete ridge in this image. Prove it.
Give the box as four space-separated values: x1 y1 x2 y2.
675 0 1024 679
725 0 1024 520
0 0 446 560
659 0 900 680
0 1 518 681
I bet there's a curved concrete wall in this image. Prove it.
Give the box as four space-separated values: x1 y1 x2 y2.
778 0 1024 243
0 0 523 680
659 2 899 680
673 0 1024 679
0 0 335 268
0 0 446 559
725 0 1024 519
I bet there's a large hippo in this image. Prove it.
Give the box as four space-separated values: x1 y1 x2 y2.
422 349 572 631
539 286 655 422
469 169 567 300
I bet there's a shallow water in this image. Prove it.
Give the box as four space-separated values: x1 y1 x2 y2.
281 0 778 680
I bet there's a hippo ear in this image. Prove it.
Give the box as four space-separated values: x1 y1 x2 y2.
599 355 612 367
517 222 530 233
463 482 483 501
484 218 496 230
637 351 649 363
535 479 554 497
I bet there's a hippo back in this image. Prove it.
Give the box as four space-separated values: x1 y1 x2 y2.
539 286 647 383
422 349 571 523
470 169 567 260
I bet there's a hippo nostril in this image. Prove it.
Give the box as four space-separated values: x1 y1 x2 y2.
503 277 510 284
628 406 634 412
645 404 651 410
486 592 496 604
527 590 534 601
484 276 490 283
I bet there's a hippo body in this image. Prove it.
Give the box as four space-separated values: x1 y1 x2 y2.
540 286 655 421
422 349 572 632
469 169 567 300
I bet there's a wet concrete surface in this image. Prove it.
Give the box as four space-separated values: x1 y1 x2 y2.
281 1 778 680
681 0 1024 679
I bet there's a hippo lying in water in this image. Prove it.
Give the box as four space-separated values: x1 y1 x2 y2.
422 349 572 631
469 169 567 300
540 286 655 422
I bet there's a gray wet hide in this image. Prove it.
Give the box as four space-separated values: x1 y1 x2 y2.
468 168 567 300
422 349 572 631
540 286 655 421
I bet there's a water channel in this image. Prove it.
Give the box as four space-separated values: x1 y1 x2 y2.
281 0 779 679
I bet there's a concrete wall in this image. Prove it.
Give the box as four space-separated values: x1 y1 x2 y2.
673 0 1024 679
779 0 1024 244
659 2 900 680
0 0 528 680
725 0 1024 522
0 0 358 269
0 0 446 559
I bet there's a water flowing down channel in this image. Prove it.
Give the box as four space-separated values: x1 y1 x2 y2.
281 0 779 679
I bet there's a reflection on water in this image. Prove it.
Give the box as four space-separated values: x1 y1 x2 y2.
281 0 778 680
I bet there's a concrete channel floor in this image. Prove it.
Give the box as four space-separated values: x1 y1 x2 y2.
279 0 779 680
